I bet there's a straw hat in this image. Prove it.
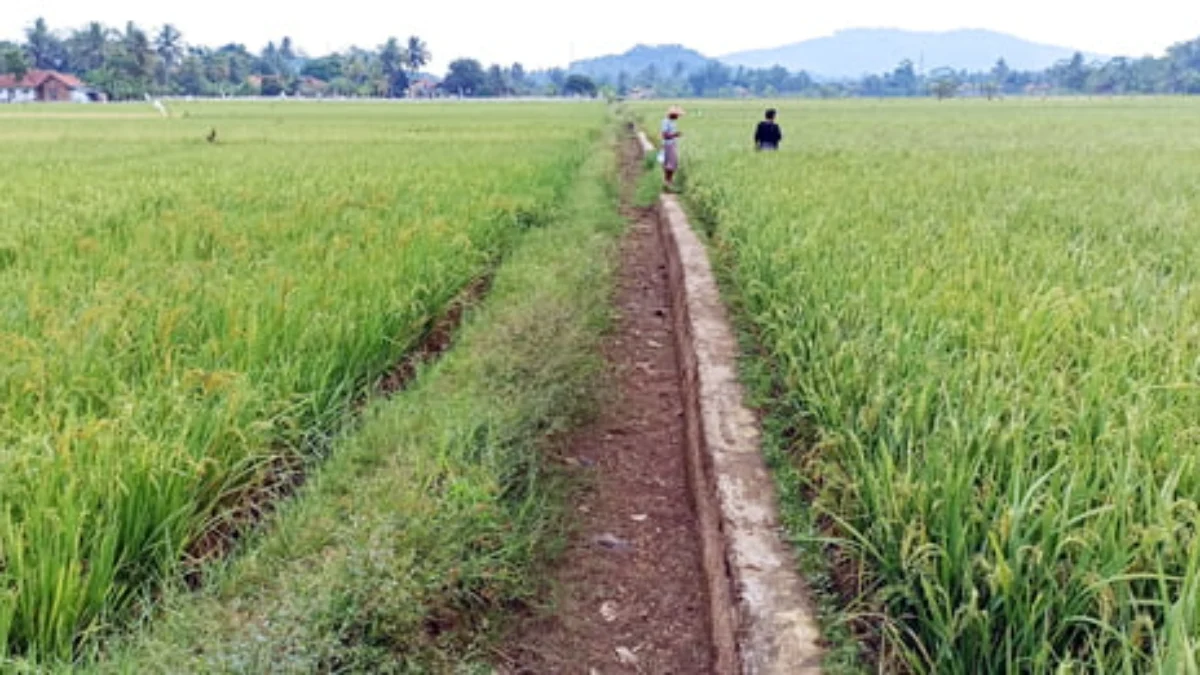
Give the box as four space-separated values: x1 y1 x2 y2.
667 105 685 117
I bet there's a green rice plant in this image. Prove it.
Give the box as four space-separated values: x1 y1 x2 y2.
0 101 603 663
86 122 623 674
642 98 1200 672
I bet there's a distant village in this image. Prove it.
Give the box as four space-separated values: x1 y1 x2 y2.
0 68 455 103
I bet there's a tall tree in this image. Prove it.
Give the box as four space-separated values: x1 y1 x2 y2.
68 23 110 73
1130 56 1167 93
510 62 526 92
216 43 253 86
378 38 407 96
486 63 508 96
25 17 66 70
207 52 232 92
763 65 789 92
341 47 379 92
258 41 280 76
155 24 184 87
2 46 30 82
279 37 296 62
123 21 155 81
176 54 208 95
405 36 429 76
442 58 485 96
992 58 1010 89
563 74 597 97
1058 52 1091 91
301 55 343 82
929 67 960 100
890 59 919 95
688 61 731 96
786 70 813 93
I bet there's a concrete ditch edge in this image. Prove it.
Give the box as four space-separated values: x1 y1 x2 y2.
637 129 656 156
638 129 823 674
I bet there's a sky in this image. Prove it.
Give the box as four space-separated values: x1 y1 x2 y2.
6 0 1200 72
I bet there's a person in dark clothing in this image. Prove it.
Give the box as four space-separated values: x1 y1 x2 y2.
754 109 783 150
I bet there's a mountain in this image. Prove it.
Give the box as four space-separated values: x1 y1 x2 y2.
721 28 1108 79
569 44 712 81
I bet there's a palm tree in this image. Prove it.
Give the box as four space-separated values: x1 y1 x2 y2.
124 21 154 81
260 41 281 76
378 37 405 96
155 24 184 87
279 37 296 62
278 37 296 77
25 17 61 70
69 22 110 73
405 36 429 77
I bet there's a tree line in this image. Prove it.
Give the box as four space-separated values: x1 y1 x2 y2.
0 18 438 99
601 34 1200 99
0 17 607 100
7 17 1200 100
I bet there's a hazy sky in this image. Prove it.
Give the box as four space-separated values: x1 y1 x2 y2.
6 0 1200 71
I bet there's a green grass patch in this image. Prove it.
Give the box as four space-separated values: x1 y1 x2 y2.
635 167 664 209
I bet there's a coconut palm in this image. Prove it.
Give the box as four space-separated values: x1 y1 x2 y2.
405 36 429 77
69 22 110 73
123 21 155 81
24 17 64 70
155 24 184 87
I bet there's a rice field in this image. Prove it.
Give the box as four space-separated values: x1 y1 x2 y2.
661 98 1200 672
0 101 603 663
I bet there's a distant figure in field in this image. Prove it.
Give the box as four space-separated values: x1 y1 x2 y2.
661 105 684 189
754 109 783 151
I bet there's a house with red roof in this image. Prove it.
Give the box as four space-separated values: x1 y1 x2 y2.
408 77 439 98
0 70 99 103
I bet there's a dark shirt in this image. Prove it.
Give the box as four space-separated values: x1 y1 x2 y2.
755 120 782 149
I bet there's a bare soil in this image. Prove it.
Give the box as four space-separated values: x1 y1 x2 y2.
497 139 714 673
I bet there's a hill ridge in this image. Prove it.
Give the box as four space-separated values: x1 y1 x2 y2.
721 28 1108 78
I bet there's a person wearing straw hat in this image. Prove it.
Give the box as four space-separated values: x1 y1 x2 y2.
661 105 684 189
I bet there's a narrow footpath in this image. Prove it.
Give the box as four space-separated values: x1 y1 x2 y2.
498 137 715 673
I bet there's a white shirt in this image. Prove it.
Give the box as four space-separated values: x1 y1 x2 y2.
662 118 678 147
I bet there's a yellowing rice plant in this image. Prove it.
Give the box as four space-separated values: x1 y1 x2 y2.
658 99 1200 672
0 101 603 662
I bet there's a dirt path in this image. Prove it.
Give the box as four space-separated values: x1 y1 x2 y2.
497 138 714 674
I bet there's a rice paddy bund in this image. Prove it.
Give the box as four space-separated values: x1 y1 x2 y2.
662 98 1200 672
0 102 604 662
